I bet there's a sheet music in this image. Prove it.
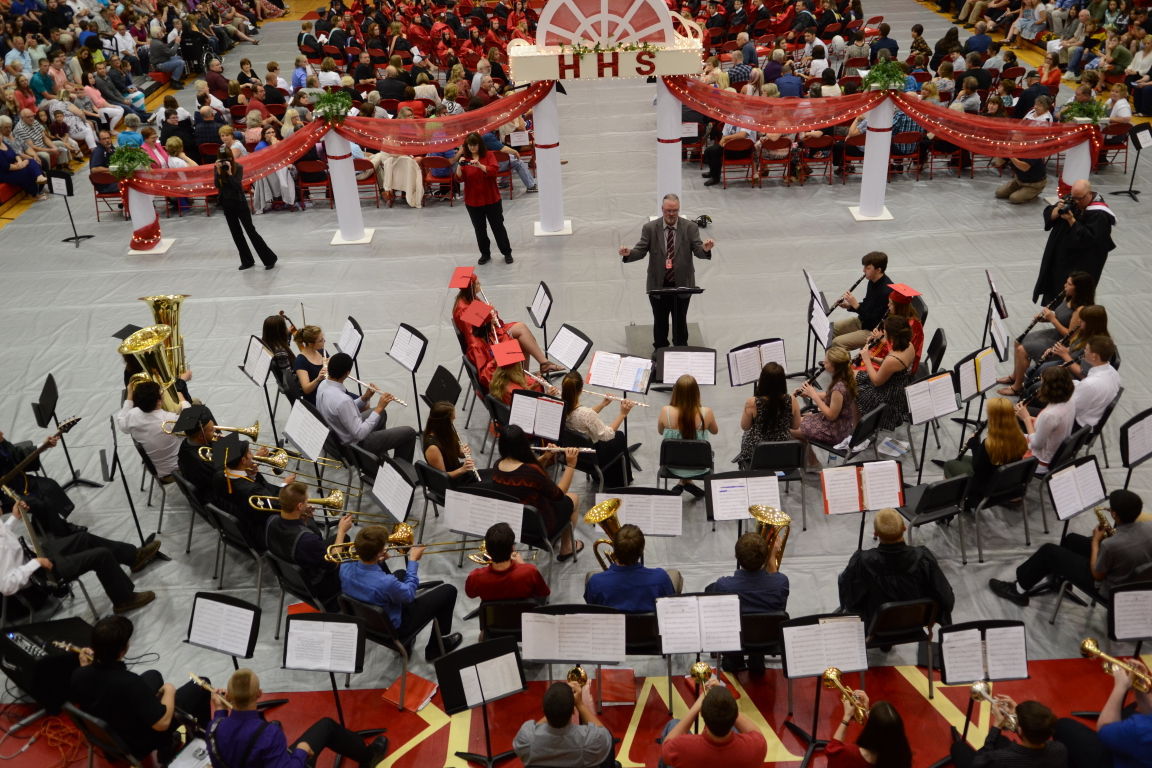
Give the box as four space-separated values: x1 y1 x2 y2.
656 596 703 654
905 378 937 427
699 594 742 652
747 475 782 510
819 617 868 673
710 477 755 521
459 665 483 708
370 461 412 523
243 336 272 385
680 121 699 138
188 596 254 657
535 397 564 441
727 347 762 387
476 652 522 701
547 326 588 370
285 619 359 673
990 310 1011 362
509 394 538 436
906 375 957 425
444 489 523 539
529 283 551 327
588 352 622 389
821 467 862 515
974 348 996 390
617 356 653 392
662 351 715 386
861 461 903 510
942 629 986 684
810 303 831 349
985 625 1028 681
759 340 787 371
284 402 329 462
597 493 682 536
562 614 625 661
957 359 978 403
337 318 362 359
1113 590 1152 640
1128 416 1152 466
781 624 827 678
521 614 558 661
388 325 424 373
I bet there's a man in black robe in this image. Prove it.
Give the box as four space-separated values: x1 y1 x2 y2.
1033 179 1116 304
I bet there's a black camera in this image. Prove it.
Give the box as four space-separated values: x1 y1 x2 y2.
1060 194 1078 215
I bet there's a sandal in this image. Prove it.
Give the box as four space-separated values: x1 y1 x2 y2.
557 540 585 562
996 385 1022 397
995 376 1014 385
539 361 565 375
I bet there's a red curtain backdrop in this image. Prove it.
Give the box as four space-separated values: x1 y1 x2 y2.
663 75 1102 157
124 81 554 196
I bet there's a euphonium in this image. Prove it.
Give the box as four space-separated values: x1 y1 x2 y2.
1093 507 1116 538
750 505 791 571
689 661 713 686
324 541 358 563
1080 638 1152 693
969 681 1018 732
823 667 867 724
568 665 588 686
119 325 182 413
139 294 189 377
584 497 621 571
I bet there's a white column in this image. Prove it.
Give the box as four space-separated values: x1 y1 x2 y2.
1059 140 1092 197
323 131 373 245
851 94 895 221
126 187 173 254
533 83 571 236
655 77 683 217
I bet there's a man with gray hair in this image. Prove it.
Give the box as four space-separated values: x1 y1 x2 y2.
1049 9 1092 66
13 109 69 169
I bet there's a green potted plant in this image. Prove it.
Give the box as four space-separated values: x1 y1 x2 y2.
107 146 154 180
314 90 353 123
861 59 907 91
1059 99 1108 123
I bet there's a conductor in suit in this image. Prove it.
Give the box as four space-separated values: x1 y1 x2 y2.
619 194 714 350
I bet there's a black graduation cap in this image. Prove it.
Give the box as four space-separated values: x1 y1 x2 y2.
171 404 211 435
112 324 143 340
211 432 247 471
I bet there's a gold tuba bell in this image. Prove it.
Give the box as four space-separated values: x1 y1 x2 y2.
567 665 588 686
139 294 189 378
584 498 621 571
119 325 182 413
750 505 791 571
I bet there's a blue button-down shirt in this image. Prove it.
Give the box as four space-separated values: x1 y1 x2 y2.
584 563 675 612
207 709 308 768
340 559 419 627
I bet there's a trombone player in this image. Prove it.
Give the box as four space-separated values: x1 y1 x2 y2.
210 433 293 549
174 404 217 502
265 481 351 610
464 522 550 605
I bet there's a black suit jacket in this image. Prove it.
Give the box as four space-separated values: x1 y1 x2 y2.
622 217 712 291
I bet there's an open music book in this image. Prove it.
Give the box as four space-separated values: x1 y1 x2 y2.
588 351 653 393
522 613 626 663
187 594 257 658
336 317 363 359
708 475 781 521
284 617 360 674
990 308 1011 362
528 282 551 328
905 373 959 426
595 493 682 536
547 325 590 371
781 616 868 678
1047 457 1106 521
957 348 997 403
445 489 523 539
661 350 716 386
388 324 426 373
820 461 904 515
941 624 1028 684
284 402 329 463
509 392 565 442
656 594 742 654
459 652 523 707
727 340 787 387
240 336 272 387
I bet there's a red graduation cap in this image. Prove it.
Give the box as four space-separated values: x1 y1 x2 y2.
887 283 922 305
492 339 526 367
449 266 476 289
460 299 494 328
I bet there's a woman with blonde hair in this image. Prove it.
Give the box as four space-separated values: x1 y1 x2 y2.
441 84 465 115
742 68 765 96
792 347 859 451
944 397 1029 507
658 374 719 497
317 57 341 88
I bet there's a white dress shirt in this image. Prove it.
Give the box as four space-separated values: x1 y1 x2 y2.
0 516 41 597
1072 363 1121 428
1029 399 1077 469
115 399 188 476
317 379 378 445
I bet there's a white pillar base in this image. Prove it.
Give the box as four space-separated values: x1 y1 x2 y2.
534 219 573 236
128 238 175 255
849 206 894 221
330 228 375 245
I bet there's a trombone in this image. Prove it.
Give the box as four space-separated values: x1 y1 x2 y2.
585 498 621 571
196 443 345 470
823 667 867 724
250 489 347 512
1081 638 1152 692
162 419 259 440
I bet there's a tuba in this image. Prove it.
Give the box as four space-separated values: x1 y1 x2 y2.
139 294 189 377
750 505 791 571
585 498 621 571
823 667 867 724
119 325 182 412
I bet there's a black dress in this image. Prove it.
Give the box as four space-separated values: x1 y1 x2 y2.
214 160 278 269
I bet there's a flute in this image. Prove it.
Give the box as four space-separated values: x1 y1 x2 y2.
532 446 597 453
524 370 648 406
189 673 234 710
459 440 482 482
1015 291 1064 344
346 375 408 406
831 274 868 310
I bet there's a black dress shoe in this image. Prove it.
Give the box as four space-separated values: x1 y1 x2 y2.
359 735 389 768
504 254 514 264
264 257 277 270
238 262 255 270
704 178 719 186
427 632 463 661
989 578 1030 607
477 254 491 265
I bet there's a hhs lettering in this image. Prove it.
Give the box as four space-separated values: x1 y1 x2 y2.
556 50 658 79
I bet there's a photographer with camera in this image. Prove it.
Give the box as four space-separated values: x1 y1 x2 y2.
213 146 279 271
1033 179 1116 304
993 156 1048 205
455 131 513 266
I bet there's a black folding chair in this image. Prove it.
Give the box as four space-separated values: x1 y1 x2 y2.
747 440 808 529
205 503 266 600
265 552 329 639
656 439 713 490
969 457 1040 563
809 405 887 463
861 598 939 698
897 475 969 561
64 703 147 767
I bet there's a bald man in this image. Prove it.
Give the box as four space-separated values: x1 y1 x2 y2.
1033 179 1116 303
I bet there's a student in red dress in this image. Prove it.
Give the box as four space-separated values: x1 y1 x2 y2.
659 683 766 767
825 689 913 768
464 522 550 602
456 130 513 265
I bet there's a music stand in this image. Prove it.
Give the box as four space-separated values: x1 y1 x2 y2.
655 345 716 391
1110 582 1152 656
435 637 526 768
1119 406 1152 490
904 372 960 483
369 456 415 524
335 316 365 395
726 338 787 388
283 613 376 729
546 324 593 372
949 349 999 458
387 323 429 428
185 592 287 711
1111 123 1148 202
526 281 553 349
981 270 1009 350
237 335 280 447
48 171 93 247
797 270 832 379
780 613 868 768
32 374 101 489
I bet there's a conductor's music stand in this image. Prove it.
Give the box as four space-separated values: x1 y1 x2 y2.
32 374 101 489
435 637 526 768
654 345 716 392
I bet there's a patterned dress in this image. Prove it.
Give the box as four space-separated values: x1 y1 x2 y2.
798 381 857 445
856 359 912 432
736 397 795 467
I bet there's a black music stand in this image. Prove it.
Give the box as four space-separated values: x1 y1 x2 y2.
185 592 287 711
981 270 1009 352
387 323 429 429
103 415 166 557
32 374 101 489
546 323 594 372
654 345 717 392
283 613 383 735
1119 407 1152 490
48 171 93 247
526 281 553 350
335 316 365 395
435 637 526 768
1111 123 1148 202
948 349 998 460
237 335 281 447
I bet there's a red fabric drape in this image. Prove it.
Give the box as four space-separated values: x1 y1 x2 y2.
889 92 1103 158
662 74 887 133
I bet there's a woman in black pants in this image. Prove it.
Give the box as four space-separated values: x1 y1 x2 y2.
455 131 513 265
213 147 279 270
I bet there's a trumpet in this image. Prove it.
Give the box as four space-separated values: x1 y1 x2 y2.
690 661 713 686
750 505 790 571
832 274 868 310
532 446 597 454
1081 638 1152 693
345 375 407 406
969 681 1018 732
460 440 481 483
163 419 259 439
189 673 233 710
250 489 346 512
823 667 867 724
585 498 621 571
197 444 345 470
1016 291 1065 344
1094 506 1116 538
568 665 588 686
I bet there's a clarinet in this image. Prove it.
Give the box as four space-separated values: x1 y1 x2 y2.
864 309 891 352
1039 322 1080 362
831 274 868 310
1015 291 1065 344
793 371 822 397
